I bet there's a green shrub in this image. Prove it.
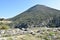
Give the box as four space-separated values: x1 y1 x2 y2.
0 24 10 30
49 32 55 36
7 37 13 40
44 37 49 40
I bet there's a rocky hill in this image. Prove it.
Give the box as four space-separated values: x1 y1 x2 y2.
9 4 60 28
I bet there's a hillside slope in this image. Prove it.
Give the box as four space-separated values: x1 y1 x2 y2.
9 4 60 28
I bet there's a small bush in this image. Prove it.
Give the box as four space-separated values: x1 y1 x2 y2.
7 38 13 40
49 32 55 36
0 24 10 30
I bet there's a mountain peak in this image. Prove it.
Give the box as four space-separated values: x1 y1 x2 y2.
32 4 46 8
34 4 41 6
26 4 50 13
9 4 60 28
28 4 49 10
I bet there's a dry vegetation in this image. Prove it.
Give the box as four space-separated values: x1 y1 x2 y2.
0 27 60 40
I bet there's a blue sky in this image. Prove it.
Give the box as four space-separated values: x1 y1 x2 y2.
0 0 60 18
